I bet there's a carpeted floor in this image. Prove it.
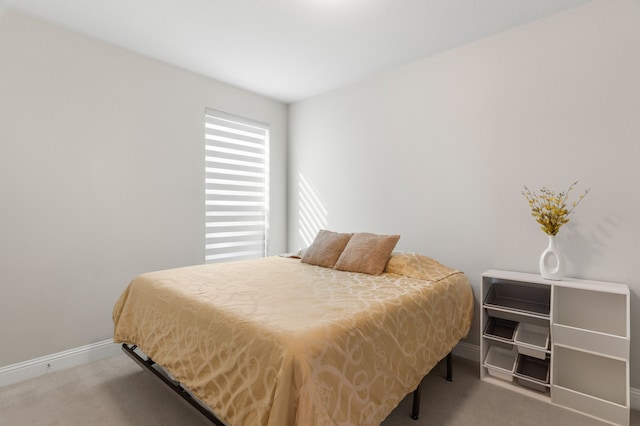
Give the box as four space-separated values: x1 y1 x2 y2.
0 353 637 425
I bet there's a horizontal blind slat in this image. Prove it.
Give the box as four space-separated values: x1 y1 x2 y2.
205 129 266 148
205 115 267 135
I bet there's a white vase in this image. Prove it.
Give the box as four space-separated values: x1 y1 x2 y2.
539 235 565 280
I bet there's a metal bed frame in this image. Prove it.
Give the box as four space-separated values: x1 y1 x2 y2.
122 343 453 424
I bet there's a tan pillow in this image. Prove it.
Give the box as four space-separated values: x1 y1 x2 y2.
301 230 353 268
334 232 400 275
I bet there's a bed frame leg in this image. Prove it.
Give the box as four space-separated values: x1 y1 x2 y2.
411 351 453 421
411 385 421 420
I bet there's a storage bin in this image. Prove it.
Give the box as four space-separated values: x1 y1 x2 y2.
515 354 549 392
516 376 548 393
484 345 517 382
484 282 551 318
484 317 518 342
514 323 549 360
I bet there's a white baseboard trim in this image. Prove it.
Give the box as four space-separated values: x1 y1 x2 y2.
452 341 480 362
0 339 121 388
631 387 640 412
453 342 640 412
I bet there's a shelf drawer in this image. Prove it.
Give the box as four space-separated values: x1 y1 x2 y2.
515 354 550 392
553 345 627 407
484 282 550 316
484 317 518 342
552 385 629 426
484 345 517 382
553 285 628 338
514 323 549 359
553 324 629 359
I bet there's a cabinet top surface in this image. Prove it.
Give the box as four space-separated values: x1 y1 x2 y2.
482 270 629 294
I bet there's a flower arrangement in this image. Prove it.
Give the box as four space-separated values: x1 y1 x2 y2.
522 181 589 236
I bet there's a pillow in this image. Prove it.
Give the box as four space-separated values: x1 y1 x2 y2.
384 252 458 281
334 232 400 275
300 230 353 268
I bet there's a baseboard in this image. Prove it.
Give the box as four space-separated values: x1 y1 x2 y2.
454 342 640 411
631 387 640 412
452 341 480 362
0 339 121 388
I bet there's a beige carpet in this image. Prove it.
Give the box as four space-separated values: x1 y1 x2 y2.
0 353 637 425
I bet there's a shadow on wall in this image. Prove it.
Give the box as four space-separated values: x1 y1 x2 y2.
298 173 328 247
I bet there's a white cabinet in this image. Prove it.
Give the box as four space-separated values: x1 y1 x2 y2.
480 270 630 426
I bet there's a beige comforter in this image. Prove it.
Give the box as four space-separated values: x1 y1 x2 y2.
113 256 473 425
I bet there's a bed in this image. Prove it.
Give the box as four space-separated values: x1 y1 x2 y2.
113 233 473 426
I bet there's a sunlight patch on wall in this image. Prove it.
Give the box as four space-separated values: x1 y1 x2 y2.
298 173 328 246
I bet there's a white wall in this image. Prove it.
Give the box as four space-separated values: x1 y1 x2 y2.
288 0 640 387
0 9 287 367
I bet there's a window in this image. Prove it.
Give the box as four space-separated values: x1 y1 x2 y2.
204 108 269 263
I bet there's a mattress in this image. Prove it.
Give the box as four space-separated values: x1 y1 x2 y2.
113 255 473 425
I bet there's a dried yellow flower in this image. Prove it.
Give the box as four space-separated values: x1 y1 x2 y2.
522 181 590 236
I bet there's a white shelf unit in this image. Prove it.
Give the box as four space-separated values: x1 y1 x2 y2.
480 270 630 426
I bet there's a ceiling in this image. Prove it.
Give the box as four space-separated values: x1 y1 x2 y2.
2 0 591 103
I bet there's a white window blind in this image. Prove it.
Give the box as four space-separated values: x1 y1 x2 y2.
205 108 269 263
